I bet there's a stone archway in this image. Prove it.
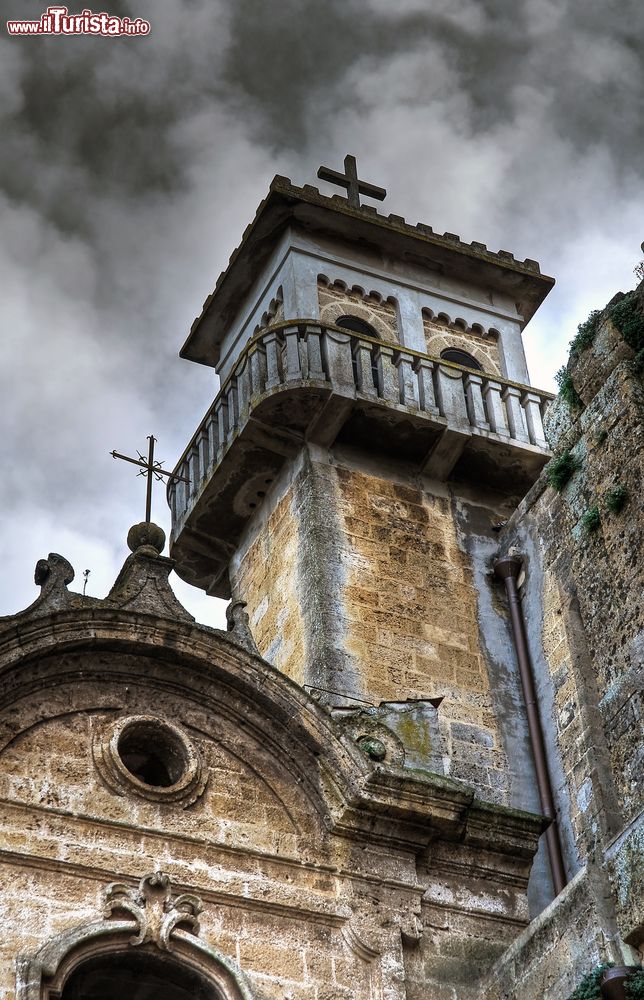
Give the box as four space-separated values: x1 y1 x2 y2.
16 873 255 1000
61 950 219 1000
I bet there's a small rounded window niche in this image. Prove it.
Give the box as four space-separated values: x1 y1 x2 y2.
93 715 207 808
440 348 482 370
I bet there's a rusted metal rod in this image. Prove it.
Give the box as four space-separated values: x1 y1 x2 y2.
494 556 567 896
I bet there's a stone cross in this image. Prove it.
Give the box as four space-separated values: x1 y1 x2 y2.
110 435 189 523
317 154 386 209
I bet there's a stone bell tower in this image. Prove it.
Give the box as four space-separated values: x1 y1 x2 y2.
168 157 555 814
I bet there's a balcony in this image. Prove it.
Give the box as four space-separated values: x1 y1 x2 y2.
168 322 553 595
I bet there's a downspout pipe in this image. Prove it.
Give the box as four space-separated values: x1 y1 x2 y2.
494 556 567 896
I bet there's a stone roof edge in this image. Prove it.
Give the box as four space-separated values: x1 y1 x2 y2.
182 175 555 364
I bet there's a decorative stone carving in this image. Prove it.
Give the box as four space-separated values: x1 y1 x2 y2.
226 599 260 655
104 872 203 951
16 874 256 1000
92 714 208 807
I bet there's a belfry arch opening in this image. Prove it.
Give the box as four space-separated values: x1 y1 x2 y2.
336 314 380 389
60 951 222 1000
335 314 379 339
440 347 482 370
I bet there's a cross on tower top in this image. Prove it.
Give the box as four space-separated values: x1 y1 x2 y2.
317 154 387 210
110 435 189 524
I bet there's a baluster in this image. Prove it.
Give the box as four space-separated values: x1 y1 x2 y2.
395 353 419 409
435 363 469 427
304 324 325 381
373 344 399 403
248 341 267 396
264 331 282 390
206 411 218 468
482 379 510 437
174 461 190 517
168 481 177 525
197 427 210 482
464 373 489 430
188 445 200 495
502 386 530 443
214 396 228 457
354 340 377 396
225 381 238 445
522 391 548 448
416 358 439 415
323 328 355 389
283 325 303 381
235 356 251 422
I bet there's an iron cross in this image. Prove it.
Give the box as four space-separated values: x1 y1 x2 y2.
110 435 190 523
317 154 387 210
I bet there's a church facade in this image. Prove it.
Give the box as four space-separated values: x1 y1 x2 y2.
1 162 641 999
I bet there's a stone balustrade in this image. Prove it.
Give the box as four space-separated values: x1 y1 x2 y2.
168 322 553 532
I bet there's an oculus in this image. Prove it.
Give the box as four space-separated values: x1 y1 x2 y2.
92 715 207 807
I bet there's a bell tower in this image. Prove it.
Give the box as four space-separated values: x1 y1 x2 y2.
168 158 555 810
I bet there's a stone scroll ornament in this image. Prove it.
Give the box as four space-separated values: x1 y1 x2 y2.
16 872 256 1000
104 872 203 951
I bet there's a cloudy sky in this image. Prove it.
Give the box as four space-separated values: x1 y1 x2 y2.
1 0 642 626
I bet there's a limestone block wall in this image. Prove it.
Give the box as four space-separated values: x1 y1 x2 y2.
0 594 546 1000
493 295 644 976
230 444 542 811
507 334 642 854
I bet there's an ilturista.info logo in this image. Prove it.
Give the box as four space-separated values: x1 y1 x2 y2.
6 5 151 35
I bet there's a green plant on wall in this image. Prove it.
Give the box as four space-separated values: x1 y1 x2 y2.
566 963 613 1000
565 965 644 1000
626 970 644 998
581 506 601 533
605 484 629 514
555 367 583 409
570 309 602 357
611 290 644 370
547 450 580 492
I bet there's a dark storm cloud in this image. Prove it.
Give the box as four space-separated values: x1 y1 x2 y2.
1 0 642 620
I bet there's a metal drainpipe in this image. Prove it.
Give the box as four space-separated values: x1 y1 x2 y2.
494 556 567 896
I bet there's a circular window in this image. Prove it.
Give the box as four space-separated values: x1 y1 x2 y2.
93 715 207 807
117 720 188 788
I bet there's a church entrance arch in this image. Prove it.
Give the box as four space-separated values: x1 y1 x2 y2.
60 950 220 1000
16 873 255 1000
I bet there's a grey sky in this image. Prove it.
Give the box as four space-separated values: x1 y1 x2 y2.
1 0 642 624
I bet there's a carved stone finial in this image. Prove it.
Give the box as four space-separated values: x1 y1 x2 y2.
34 553 74 589
226 600 260 655
104 872 203 950
127 521 166 555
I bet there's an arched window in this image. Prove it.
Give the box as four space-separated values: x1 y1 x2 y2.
440 348 482 370
336 315 380 391
61 951 221 1000
336 314 379 339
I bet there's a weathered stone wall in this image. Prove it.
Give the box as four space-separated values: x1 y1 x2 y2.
0 549 545 1000
231 465 308 687
481 869 610 1000
231 443 544 811
503 312 643 867
484 293 644 996
423 316 502 375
